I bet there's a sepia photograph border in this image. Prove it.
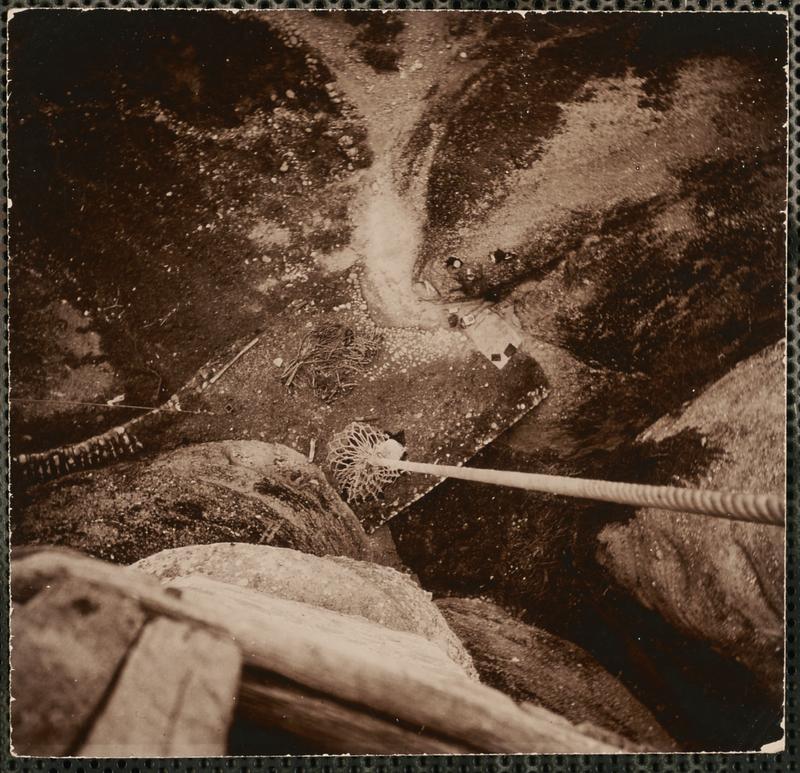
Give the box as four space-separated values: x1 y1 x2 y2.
0 1 796 771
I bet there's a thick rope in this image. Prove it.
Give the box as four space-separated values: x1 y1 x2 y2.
367 457 784 527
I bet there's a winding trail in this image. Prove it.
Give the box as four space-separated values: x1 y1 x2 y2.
269 13 480 329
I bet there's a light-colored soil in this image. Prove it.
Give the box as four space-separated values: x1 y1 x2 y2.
266 12 479 329
448 57 756 264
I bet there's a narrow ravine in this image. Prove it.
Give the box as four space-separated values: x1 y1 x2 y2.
9 11 785 754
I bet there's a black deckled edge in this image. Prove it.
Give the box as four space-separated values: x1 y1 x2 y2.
785 2 798 773
2 0 10 769
0 4 796 773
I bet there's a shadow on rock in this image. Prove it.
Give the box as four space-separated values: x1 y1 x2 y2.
11 440 371 564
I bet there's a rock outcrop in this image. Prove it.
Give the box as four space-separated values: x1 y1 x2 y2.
596 342 785 700
12 441 370 564
133 542 477 679
417 16 785 403
437 596 676 751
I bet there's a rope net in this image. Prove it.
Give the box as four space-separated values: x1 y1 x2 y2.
326 422 783 526
327 422 402 502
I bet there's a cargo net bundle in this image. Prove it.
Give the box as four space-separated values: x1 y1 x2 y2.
327 422 402 503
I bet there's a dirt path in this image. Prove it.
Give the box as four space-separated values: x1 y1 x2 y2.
268 13 479 329
268 14 615 429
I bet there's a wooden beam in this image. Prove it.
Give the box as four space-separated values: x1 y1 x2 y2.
239 671 466 754
80 617 241 756
12 551 621 754
173 576 620 754
10 578 146 756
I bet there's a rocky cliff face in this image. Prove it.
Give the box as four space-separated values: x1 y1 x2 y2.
415 13 785 406
12 441 371 564
596 342 785 702
7 11 786 754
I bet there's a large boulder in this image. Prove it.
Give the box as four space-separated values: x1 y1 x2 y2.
133 542 477 679
596 342 784 699
437 597 675 750
12 441 370 564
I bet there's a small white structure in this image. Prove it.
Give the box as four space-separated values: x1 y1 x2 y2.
465 309 523 370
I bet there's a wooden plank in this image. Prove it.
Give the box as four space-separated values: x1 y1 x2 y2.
12 551 620 753
10 578 146 756
168 575 468 679
11 548 171 608
79 617 241 757
173 576 619 753
239 672 466 754
9 545 88 603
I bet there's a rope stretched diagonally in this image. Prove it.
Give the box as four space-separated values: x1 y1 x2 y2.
368 457 785 527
